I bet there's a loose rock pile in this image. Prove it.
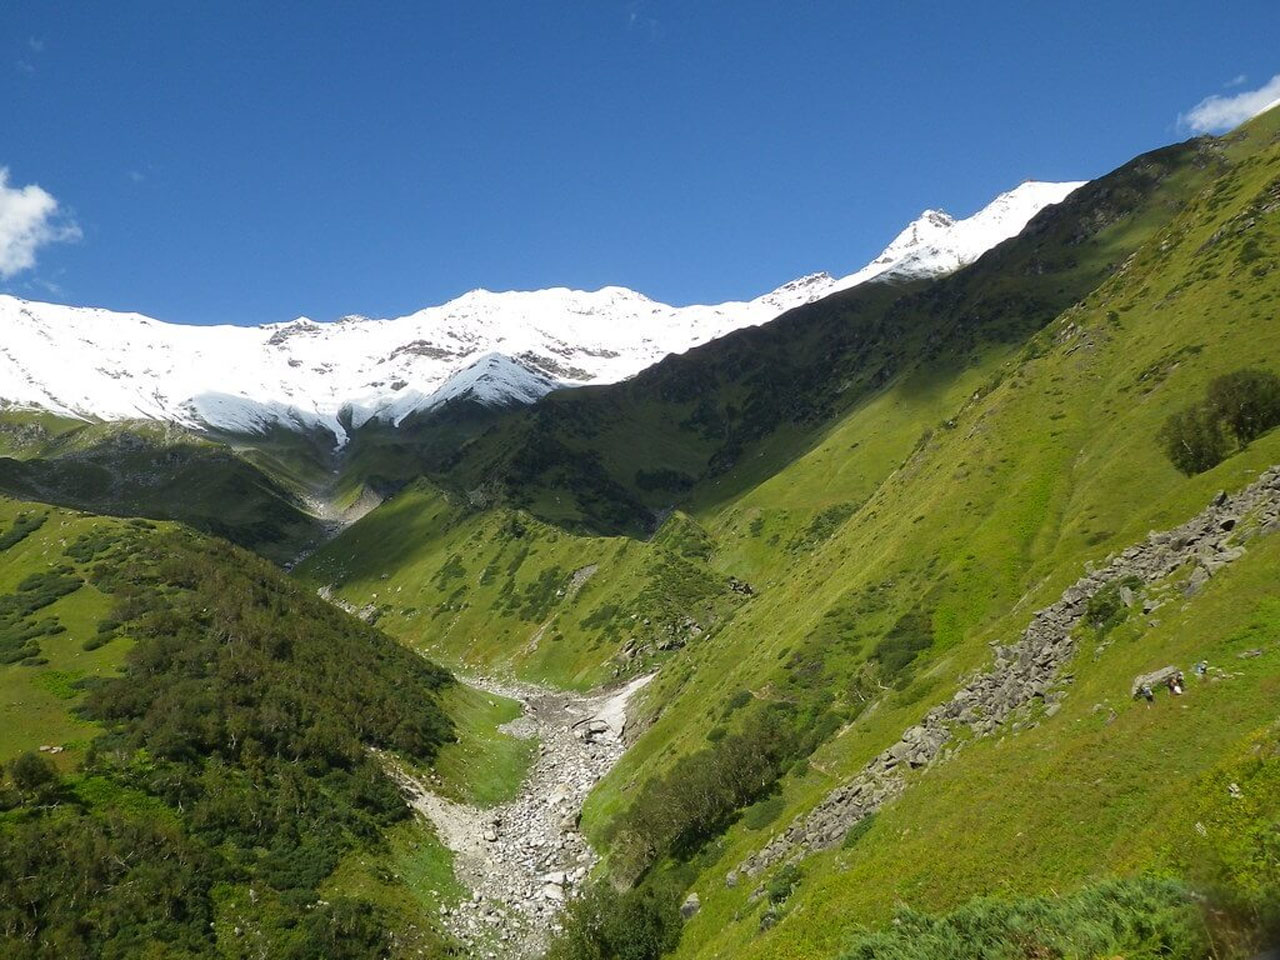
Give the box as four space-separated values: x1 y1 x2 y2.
733 466 1280 881
391 673 653 959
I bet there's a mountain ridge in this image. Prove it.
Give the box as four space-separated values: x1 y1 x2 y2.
0 181 1082 448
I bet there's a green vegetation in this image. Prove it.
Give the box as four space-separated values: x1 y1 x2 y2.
0 513 460 958
1159 367 1280 473
838 875 1202 960
0 566 81 663
0 415 323 563
610 706 799 881
1208 368 1280 443
296 487 747 689
547 878 684 960
429 682 535 806
0 510 45 551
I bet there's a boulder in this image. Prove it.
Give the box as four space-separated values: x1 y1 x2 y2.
1130 666 1178 698
1184 565 1210 596
681 892 701 919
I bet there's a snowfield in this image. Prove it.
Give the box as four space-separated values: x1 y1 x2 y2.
0 181 1083 448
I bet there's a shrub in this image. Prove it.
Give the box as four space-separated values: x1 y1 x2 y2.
742 794 785 831
547 880 682 960
767 864 802 905
8 751 60 799
838 874 1204 960
1084 576 1141 636
1207 368 1280 443
1158 402 1229 475
611 708 798 880
0 511 46 552
842 811 878 850
872 608 934 680
1158 368 1280 475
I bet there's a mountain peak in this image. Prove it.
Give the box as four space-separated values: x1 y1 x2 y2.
831 179 1085 291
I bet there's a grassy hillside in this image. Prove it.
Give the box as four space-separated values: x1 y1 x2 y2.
0 498 137 766
296 481 750 689
0 496 478 958
300 107 1280 959
0 412 326 563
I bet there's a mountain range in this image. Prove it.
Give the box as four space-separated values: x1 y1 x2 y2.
0 181 1081 446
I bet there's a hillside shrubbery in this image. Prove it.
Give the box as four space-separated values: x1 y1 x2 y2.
546 879 684 960
0 529 455 958
1160 368 1280 474
837 875 1204 960
609 707 800 882
0 566 81 664
0 510 46 551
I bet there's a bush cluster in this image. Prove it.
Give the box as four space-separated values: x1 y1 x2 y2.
1160 368 1280 475
0 566 81 663
0 511 46 552
546 880 683 960
0 529 456 957
838 874 1204 960
609 707 799 882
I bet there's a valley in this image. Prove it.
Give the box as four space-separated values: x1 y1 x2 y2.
2 103 1279 960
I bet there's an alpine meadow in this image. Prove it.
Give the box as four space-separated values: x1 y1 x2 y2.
2 22 1280 960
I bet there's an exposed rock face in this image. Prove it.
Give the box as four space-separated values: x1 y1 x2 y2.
732 466 1280 880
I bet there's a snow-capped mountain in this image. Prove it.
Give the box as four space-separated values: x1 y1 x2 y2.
0 180 1083 448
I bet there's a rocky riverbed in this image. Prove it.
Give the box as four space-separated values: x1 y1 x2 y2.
390 673 654 959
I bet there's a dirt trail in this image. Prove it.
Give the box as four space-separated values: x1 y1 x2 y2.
390 673 654 959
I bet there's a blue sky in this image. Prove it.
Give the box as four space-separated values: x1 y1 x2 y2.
2 1 1277 326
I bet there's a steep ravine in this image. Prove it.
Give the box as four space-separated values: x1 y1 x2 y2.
389 673 654 959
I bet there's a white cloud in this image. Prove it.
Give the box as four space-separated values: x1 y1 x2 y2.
0 168 82 280
1180 74 1280 134
1226 74 1247 88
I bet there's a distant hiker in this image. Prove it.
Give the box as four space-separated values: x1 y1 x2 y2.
1194 660 1208 677
1139 683 1154 705
1168 672 1184 696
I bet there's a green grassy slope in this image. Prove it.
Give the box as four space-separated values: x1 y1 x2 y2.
297 130 1234 690
301 108 1280 958
0 412 325 563
600 107 1280 958
0 496 479 959
296 481 750 688
0 498 139 767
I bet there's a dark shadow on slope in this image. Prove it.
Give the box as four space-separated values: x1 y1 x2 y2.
393 137 1226 536
0 431 324 564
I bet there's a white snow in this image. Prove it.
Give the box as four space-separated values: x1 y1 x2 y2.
0 180 1084 448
